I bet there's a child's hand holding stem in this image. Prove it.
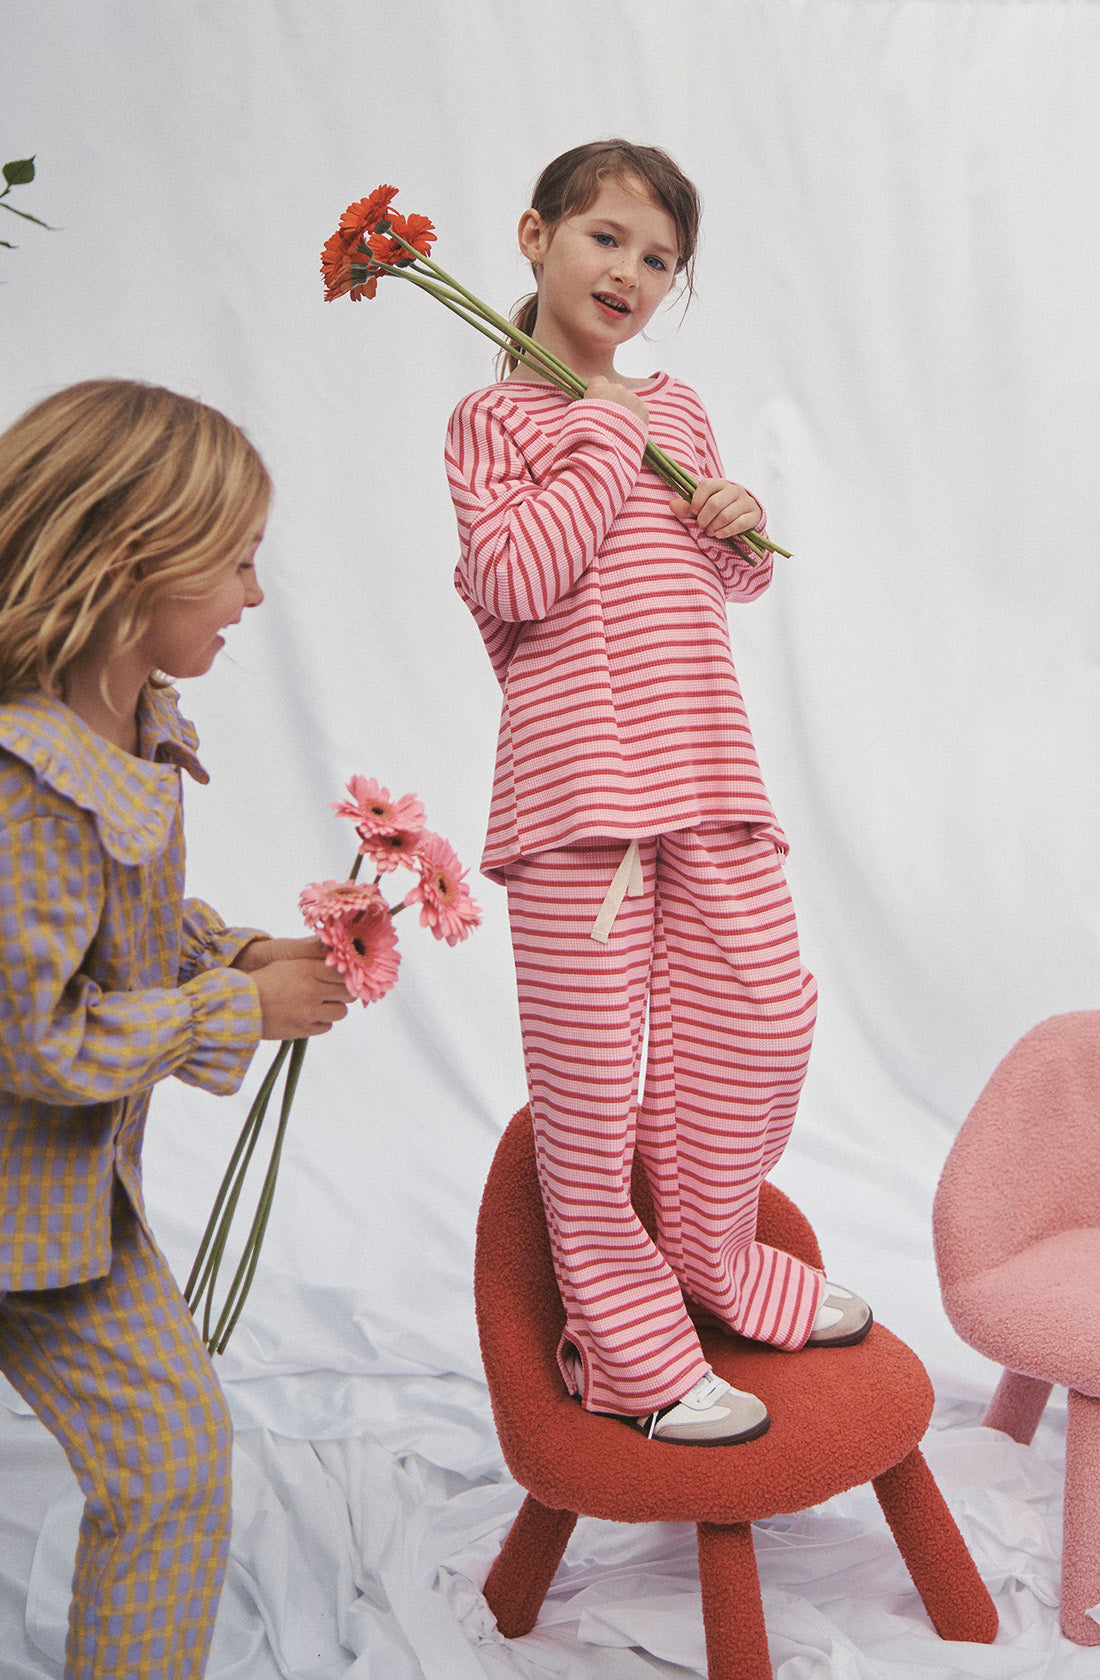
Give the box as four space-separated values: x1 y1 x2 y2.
578 384 763 549
234 936 352 1038
582 375 650 428
669 479 763 543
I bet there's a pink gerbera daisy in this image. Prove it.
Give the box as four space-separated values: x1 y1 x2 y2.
299 878 385 928
331 776 427 872
299 878 400 1005
322 905 400 1005
405 831 483 946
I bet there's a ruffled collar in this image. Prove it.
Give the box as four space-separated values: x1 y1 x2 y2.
0 685 209 865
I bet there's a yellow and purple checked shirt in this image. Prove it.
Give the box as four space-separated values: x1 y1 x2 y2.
0 686 263 1291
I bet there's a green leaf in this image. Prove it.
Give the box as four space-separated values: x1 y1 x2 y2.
2 157 36 187
0 238 16 249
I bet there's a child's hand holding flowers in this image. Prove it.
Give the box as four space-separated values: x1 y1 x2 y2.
233 935 353 1040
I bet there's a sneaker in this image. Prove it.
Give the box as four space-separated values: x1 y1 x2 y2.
634 1370 771 1446
806 1282 873 1347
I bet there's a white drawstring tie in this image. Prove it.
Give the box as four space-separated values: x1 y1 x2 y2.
589 840 644 942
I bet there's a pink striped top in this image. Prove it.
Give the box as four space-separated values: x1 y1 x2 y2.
446 374 785 879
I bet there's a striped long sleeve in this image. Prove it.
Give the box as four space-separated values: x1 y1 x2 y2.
451 393 647 625
446 376 786 879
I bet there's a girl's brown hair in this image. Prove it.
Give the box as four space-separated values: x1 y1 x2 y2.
0 378 271 700
501 139 702 376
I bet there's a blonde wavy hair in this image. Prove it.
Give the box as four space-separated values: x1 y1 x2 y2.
0 378 272 700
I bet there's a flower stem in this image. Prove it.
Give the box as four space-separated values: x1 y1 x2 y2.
185 1038 293 1344
362 261 580 390
190 840 370 1354
207 1038 308 1354
381 230 583 388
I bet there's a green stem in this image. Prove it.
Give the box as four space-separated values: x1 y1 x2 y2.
185 1039 292 1315
363 260 582 391
209 1038 308 1354
192 839 373 1353
381 230 582 387
200 1099 276 1347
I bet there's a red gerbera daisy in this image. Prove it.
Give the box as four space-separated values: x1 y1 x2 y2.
387 210 437 262
338 185 399 246
321 231 358 302
322 188 407 302
366 210 437 274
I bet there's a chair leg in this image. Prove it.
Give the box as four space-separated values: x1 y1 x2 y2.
872 1447 998 1643
983 1369 1053 1445
696 1521 772 1680
1059 1389 1100 1645
482 1493 578 1638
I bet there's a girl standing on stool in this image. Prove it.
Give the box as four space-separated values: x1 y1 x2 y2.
447 141 870 1447
0 379 351 1677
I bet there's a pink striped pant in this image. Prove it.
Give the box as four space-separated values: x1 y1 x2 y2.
505 825 823 1417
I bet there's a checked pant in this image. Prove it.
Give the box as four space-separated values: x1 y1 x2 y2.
505 825 824 1418
0 1184 231 1679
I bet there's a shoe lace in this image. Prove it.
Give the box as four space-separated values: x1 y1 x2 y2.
684 1371 723 1409
642 1370 723 1436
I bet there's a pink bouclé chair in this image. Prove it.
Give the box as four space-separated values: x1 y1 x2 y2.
475 1106 997 1680
934 1011 1100 1644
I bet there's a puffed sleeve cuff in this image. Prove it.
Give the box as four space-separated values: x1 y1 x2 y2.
175 965 262 1096
179 897 267 983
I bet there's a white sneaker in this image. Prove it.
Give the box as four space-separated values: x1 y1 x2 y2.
636 1370 770 1446
806 1282 873 1347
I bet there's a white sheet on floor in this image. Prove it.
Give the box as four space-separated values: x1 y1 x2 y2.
14 1395 1093 1678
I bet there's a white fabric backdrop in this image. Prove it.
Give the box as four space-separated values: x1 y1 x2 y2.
3 1 1100 1674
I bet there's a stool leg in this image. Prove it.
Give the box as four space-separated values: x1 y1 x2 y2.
696 1521 771 1680
483 1493 578 1638
983 1369 1052 1445
1060 1389 1100 1645
872 1448 998 1643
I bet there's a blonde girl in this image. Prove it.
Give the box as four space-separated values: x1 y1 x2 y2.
447 141 869 1448
0 379 350 1678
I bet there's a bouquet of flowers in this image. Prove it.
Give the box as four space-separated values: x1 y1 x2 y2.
321 185 788 563
186 777 481 1354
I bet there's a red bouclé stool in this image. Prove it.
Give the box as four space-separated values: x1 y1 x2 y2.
934 1011 1100 1645
475 1107 998 1680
